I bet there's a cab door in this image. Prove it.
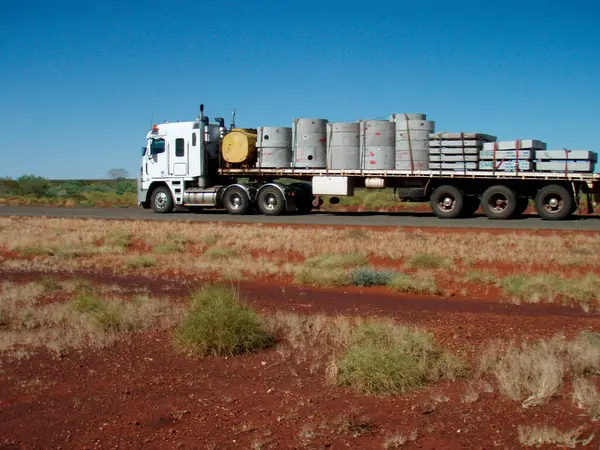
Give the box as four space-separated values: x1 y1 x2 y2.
171 137 188 176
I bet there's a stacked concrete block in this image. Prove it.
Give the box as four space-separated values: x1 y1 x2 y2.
534 150 596 173
429 132 496 171
479 139 546 171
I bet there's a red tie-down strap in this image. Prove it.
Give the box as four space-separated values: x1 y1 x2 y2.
564 148 569 177
492 141 498 174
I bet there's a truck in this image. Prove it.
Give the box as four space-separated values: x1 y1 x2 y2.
137 104 600 221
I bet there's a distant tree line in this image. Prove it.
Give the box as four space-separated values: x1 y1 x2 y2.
0 168 136 198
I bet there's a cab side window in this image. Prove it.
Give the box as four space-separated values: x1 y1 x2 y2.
176 138 185 157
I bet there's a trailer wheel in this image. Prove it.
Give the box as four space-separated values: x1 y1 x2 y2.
534 184 573 220
223 186 250 215
461 196 480 217
430 185 464 219
257 186 286 216
481 185 517 220
151 186 174 213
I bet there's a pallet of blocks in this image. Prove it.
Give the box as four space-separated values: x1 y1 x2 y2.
479 139 546 171
429 132 496 170
534 150 596 172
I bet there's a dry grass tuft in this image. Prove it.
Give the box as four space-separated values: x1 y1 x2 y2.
517 425 594 448
387 272 439 295
568 330 600 376
0 281 183 357
152 242 185 254
461 270 498 284
405 253 452 269
572 377 600 419
294 267 349 287
500 274 600 306
203 247 238 259
125 255 157 269
382 430 418 448
481 336 565 407
266 312 354 365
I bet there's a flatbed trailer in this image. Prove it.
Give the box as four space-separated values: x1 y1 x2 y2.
137 106 600 221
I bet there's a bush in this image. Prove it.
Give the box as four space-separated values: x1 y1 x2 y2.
173 285 274 357
0 177 17 196
350 268 394 287
45 181 86 199
115 179 136 195
17 175 49 197
333 319 466 395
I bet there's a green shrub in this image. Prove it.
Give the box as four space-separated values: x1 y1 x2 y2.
173 285 274 357
333 320 465 395
17 175 49 197
0 177 17 195
350 267 394 287
115 180 136 195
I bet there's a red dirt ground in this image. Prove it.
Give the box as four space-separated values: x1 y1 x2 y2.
1 270 600 449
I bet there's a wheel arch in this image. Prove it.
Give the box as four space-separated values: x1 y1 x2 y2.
146 181 171 203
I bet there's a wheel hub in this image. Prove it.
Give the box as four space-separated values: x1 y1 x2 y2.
490 194 508 212
230 194 242 209
441 196 454 209
155 192 167 208
264 194 277 210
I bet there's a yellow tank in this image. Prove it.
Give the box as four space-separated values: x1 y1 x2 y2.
221 128 257 164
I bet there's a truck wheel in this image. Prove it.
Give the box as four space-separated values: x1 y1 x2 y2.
223 186 250 215
151 186 174 213
430 185 464 219
257 186 286 216
481 185 517 220
461 196 480 217
534 184 574 220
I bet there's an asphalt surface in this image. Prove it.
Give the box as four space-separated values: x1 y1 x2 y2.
1 205 600 230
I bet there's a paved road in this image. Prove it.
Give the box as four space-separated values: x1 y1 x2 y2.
1 205 600 230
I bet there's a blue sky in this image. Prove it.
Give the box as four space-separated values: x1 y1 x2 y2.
2 0 599 179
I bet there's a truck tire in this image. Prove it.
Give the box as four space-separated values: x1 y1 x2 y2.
481 185 517 220
223 186 250 215
461 196 480 217
430 185 464 219
151 186 174 213
257 186 286 216
534 184 574 220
